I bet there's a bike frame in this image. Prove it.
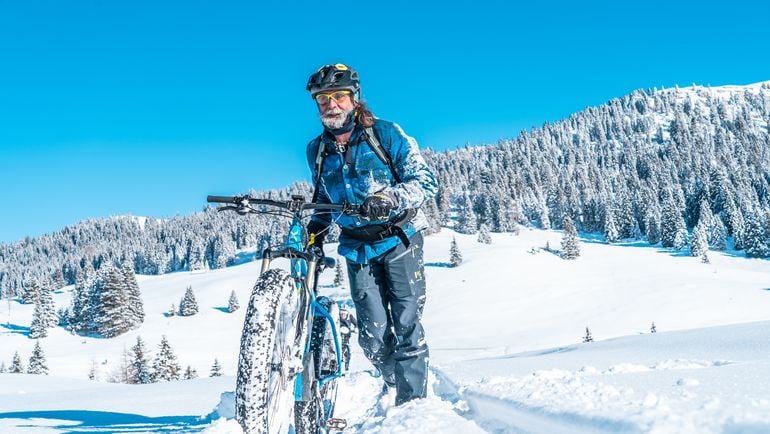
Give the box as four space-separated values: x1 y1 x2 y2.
283 214 345 400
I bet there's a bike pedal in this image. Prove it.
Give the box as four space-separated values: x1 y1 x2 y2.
325 418 348 430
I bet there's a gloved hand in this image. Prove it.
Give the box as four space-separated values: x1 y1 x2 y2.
361 189 399 220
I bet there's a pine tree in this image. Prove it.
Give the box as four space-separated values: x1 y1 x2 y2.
210 358 223 377
39 281 57 328
122 263 144 327
661 196 688 249
646 214 661 245
690 222 709 258
179 286 199 316
333 260 345 288
128 336 152 384
10 351 24 373
650 322 657 333
604 210 619 243
0 361 6 373
744 211 770 258
94 265 133 338
227 290 240 313
561 215 580 260
457 193 478 234
152 335 181 382
29 302 50 339
27 341 48 375
168 303 176 317
582 327 594 343
450 237 463 267
21 279 41 304
477 223 492 244
184 365 198 380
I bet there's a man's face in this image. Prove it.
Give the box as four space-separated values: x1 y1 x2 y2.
316 90 355 130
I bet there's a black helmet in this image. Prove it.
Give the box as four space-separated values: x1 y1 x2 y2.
306 63 360 98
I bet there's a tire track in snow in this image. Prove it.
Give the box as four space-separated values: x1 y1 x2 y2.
430 367 642 434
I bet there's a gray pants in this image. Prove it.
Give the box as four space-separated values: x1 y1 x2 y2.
347 231 428 405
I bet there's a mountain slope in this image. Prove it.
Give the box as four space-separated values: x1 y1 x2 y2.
2 228 770 433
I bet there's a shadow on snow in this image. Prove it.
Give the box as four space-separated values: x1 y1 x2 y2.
0 410 209 433
0 323 30 337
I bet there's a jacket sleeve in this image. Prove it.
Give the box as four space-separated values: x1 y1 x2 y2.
386 123 439 212
306 139 333 228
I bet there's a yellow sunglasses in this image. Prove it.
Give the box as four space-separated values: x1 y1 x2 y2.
314 90 352 105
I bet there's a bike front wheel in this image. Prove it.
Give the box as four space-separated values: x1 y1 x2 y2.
236 268 302 434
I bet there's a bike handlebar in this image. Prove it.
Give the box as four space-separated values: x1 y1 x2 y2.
206 194 360 215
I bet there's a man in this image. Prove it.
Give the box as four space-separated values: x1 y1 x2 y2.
304 63 438 405
338 308 357 372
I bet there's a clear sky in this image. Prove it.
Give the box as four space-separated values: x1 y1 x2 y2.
1 0 768 243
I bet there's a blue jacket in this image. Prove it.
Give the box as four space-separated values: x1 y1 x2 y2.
307 118 438 264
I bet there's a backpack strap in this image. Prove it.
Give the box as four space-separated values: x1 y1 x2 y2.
362 126 401 184
311 136 328 204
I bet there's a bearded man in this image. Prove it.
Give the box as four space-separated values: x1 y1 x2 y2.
304 63 438 405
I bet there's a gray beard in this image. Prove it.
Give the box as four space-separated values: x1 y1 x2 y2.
320 107 353 130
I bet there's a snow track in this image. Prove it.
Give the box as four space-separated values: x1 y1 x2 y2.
431 367 641 434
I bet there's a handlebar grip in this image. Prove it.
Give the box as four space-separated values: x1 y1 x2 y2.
207 195 238 204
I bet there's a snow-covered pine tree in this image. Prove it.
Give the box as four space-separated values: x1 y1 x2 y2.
184 365 198 380
661 196 688 249
10 351 24 373
68 272 93 334
168 303 176 317
227 290 239 313
21 279 41 304
27 341 48 375
450 237 463 267
743 210 770 258
122 263 144 327
477 223 492 244
128 336 152 384
210 358 223 377
178 286 199 316
457 193 478 234
29 301 50 339
152 335 181 382
333 260 345 288
603 209 619 243
561 215 580 260
57 307 69 328
0 361 6 373
646 213 661 245
94 264 133 338
582 327 594 343
690 222 709 258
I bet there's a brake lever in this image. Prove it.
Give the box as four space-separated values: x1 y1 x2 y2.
217 205 254 215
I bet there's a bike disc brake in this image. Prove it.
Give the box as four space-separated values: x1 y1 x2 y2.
325 417 348 430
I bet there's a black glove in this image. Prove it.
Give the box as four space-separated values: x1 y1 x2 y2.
361 190 399 220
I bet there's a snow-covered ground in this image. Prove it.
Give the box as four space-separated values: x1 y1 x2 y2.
2 228 770 433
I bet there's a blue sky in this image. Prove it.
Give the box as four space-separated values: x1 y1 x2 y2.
1 0 769 243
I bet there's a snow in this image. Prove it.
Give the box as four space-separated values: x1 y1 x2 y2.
3 226 770 433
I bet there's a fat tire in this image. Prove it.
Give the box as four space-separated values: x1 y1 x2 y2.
236 268 298 434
